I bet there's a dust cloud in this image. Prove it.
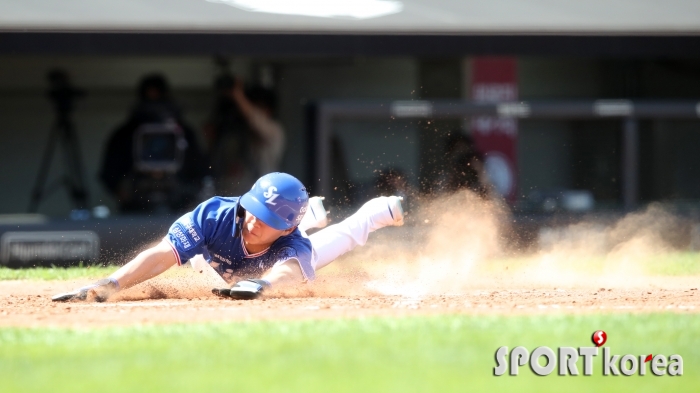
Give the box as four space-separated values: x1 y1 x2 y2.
314 193 695 298
111 263 224 302
528 204 687 289
298 191 507 298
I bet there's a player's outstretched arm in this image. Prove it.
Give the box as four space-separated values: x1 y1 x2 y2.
213 259 305 300
109 239 178 289
262 259 305 287
52 239 177 302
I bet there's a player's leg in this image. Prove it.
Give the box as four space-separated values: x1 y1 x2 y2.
309 196 403 271
298 196 329 232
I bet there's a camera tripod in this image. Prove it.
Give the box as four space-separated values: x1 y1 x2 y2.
28 69 89 213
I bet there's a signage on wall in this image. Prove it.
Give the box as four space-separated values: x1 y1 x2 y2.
470 57 519 202
0 231 100 266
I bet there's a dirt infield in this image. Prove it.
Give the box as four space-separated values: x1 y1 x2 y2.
1 266 698 328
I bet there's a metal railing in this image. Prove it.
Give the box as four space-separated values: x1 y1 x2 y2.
311 99 700 210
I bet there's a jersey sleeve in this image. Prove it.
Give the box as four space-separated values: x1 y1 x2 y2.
271 237 315 281
165 197 231 265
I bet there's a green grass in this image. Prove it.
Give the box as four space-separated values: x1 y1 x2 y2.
0 265 114 281
0 313 697 393
477 251 700 277
644 252 700 276
3 252 699 281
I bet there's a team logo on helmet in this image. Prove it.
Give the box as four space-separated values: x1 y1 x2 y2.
263 186 279 205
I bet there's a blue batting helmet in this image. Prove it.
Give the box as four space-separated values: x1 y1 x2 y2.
240 173 309 230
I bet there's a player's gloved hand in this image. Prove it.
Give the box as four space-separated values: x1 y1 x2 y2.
51 278 119 302
212 279 270 300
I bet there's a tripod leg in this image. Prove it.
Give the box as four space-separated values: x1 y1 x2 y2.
28 124 60 212
61 119 89 209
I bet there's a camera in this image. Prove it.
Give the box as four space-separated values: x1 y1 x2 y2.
133 120 187 174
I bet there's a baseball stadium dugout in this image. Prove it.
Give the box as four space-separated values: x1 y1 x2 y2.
1 0 700 266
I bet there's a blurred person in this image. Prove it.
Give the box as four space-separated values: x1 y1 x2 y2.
242 83 285 176
204 76 284 195
441 133 489 197
52 172 404 302
99 73 207 213
203 74 251 194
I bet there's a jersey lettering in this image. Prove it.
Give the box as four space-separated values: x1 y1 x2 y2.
171 225 193 250
183 218 201 243
264 186 279 205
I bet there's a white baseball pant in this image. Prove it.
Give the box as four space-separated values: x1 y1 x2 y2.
307 197 396 271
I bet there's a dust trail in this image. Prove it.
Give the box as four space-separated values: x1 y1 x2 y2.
524 204 686 289
322 191 509 297
111 260 227 302
317 193 695 297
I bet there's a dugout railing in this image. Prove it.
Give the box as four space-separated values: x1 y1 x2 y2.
310 99 700 210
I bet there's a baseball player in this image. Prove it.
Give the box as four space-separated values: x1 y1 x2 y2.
52 172 404 301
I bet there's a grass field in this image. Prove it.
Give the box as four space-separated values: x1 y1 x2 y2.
0 313 697 393
0 265 113 281
2 251 699 281
472 251 700 277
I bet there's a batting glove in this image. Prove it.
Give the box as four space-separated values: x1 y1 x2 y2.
52 278 119 302
212 279 270 300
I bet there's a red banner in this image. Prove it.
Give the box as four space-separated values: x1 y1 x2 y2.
470 57 518 202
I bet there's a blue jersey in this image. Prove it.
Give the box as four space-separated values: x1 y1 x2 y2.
165 197 315 282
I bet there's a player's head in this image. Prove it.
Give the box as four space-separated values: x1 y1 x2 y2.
240 172 309 231
138 73 170 102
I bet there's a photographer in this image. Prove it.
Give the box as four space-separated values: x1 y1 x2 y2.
99 74 207 213
204 76 284 195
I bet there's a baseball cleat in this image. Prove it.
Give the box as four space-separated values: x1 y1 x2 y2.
359 196 405 229
386 196 404 227
298 196 329 232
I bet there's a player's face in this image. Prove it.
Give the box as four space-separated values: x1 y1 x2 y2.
241 211 292 253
